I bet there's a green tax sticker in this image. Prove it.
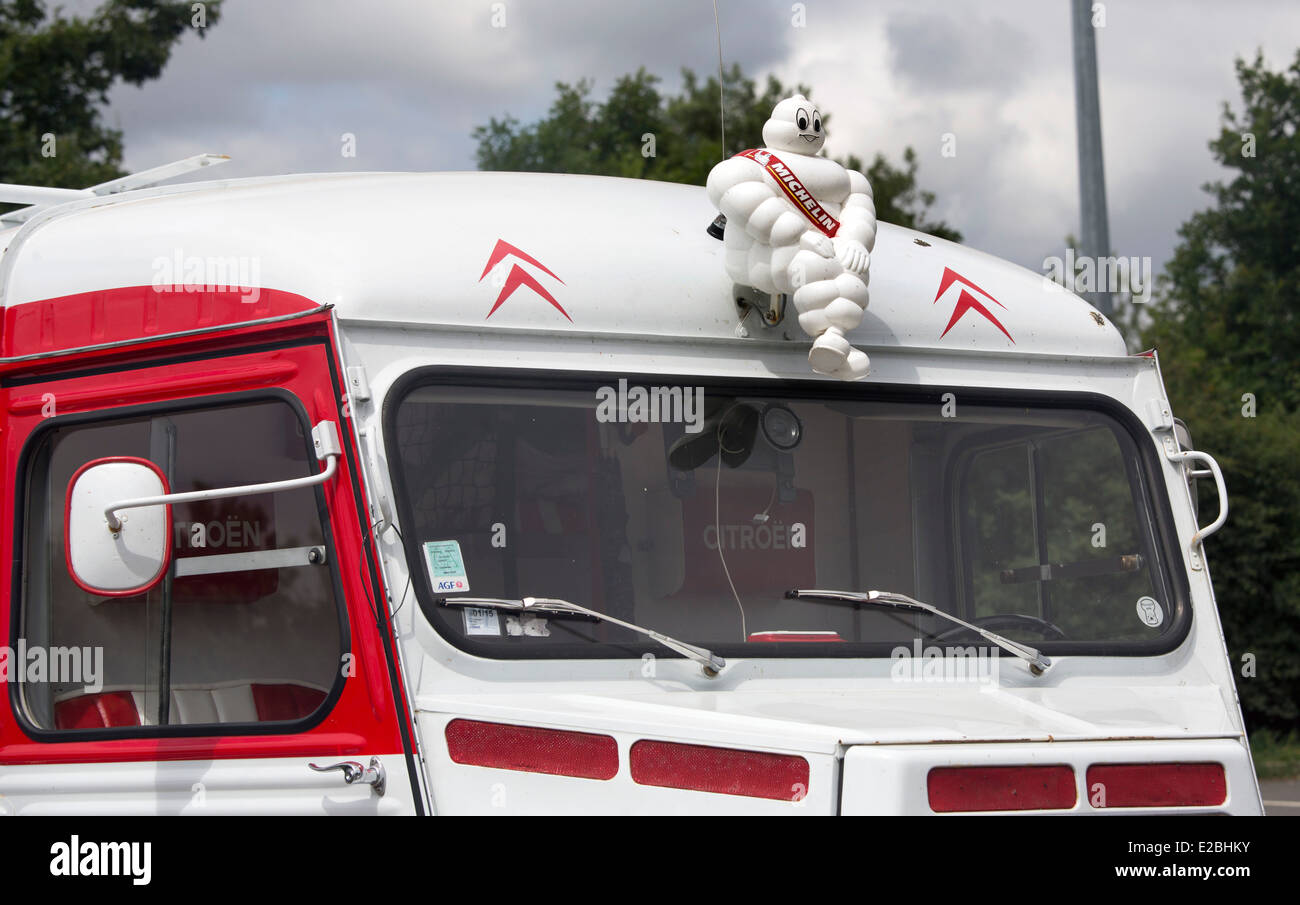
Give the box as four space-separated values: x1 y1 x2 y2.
423 540 469 594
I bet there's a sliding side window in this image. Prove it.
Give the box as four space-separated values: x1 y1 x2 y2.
17 397 344 734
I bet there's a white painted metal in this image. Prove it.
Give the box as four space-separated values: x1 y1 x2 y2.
420 711 836 816
173 545 324 577
67 461 170 594
0 756 414 816
0 172 1126 362
0 170 1261 814
1166 448 1229 545
0 185 88 206
353 331 1257 814
85 153 231 197
841 738 1257 815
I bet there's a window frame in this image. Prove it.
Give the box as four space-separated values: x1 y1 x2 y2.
9 387 352 742
382 366 1193 663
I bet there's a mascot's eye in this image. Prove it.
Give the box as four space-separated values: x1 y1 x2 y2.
797 108 809 130
813 117 822 133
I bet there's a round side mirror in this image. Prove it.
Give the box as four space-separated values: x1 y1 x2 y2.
65 457 172 597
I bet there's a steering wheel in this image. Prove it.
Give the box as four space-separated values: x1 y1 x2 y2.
933 613 1067 642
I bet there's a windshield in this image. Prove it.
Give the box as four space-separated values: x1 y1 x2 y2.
386 373 1182 660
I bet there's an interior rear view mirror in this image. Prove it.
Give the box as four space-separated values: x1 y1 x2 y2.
66 457 172 597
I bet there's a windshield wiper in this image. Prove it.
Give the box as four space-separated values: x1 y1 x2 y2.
785 589 1052 676
437 596 726 677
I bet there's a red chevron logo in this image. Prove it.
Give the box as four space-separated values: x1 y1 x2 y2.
480 239 570 322
933 267 1013 343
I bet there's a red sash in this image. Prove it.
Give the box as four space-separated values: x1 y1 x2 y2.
736 148 841 237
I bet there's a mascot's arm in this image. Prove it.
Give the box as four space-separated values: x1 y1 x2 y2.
707 158 804 246
838 169 878 252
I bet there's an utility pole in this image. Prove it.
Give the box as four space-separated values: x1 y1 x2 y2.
1070 0 1113 316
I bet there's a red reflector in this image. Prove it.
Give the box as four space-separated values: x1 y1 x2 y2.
1086 763 1226 808
928 765 1077 812
444 719 618 780
746 631 844 643
629 740 809 801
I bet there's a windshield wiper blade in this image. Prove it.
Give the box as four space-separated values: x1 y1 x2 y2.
438 596 726 677
785 589 1052 676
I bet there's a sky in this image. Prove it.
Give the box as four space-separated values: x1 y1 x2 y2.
82 0 1300 276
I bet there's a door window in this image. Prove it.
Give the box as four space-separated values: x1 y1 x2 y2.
16 396 345 733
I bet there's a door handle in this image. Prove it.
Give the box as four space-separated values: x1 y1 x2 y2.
1164 447 1228 571
309 756 386 796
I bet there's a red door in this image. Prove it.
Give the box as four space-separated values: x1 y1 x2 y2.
0 313 423 814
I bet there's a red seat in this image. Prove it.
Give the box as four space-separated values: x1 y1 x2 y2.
54 683 327 729
54 691 141 729
250 683 327 722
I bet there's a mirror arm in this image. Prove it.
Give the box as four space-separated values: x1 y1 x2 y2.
104 420 343 533
106 454 337 532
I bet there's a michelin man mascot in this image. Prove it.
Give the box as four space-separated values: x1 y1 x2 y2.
707 95 877 380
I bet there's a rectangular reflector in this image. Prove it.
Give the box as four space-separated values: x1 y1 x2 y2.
444 719 618 780
1086 763 1226 808
928 765 1077 812
630 740 809 801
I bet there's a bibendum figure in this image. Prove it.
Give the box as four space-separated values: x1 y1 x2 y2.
707 95 877 380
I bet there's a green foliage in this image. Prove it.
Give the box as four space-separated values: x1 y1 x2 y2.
1250 727 1300 779
839 148 960 242
473 64 961 242
1137 51 1300 732
0 0 221 199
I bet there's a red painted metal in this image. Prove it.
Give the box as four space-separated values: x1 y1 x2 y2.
0 290 413 766
1 286 318 359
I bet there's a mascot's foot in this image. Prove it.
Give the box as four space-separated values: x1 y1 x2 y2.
808 330 870 380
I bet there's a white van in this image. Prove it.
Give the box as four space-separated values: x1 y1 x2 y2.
0 166 1262 814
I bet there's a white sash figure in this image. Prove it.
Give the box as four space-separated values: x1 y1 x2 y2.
707 95 877 380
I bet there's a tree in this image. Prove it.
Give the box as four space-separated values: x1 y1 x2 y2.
1137 51 1300 732
840 149 961 242
0 0 222 208
474 64 961 242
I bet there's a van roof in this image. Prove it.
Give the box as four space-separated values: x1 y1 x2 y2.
0 171 1126 359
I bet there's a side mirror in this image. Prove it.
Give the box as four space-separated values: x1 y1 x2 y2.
1173 418 1200 520
66 457 172 597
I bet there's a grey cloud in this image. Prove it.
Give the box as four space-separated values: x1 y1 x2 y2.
886 9 1035 94
53 0 1298 280
108 0 793 178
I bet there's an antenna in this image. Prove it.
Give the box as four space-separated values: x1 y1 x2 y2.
712 0 726 159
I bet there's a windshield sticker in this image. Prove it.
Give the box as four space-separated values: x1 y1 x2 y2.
423 539 470 595
506 614 551 637
1136 596 1164 628
462 607 500 637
